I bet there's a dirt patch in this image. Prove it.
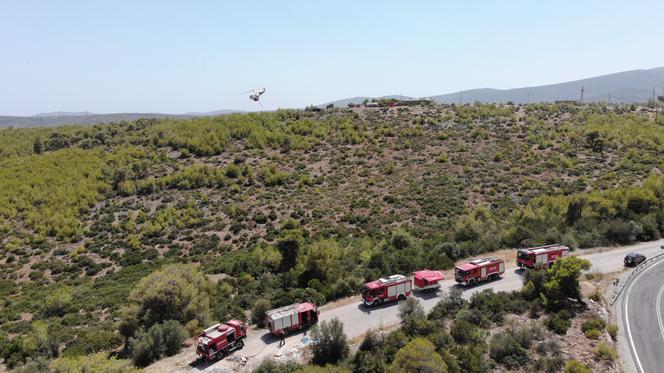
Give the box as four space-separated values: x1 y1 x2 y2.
555 275 621 372
207 273 230 284
19 312 33 322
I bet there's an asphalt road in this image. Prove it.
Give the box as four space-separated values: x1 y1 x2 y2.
322 239 664 340
620 251 664 373
152 239 664 372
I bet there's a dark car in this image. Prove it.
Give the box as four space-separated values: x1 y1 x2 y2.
624 252 646 267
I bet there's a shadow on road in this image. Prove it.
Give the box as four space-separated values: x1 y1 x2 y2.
260 331 279 345
189 357 209 371
260 328 310 347
356 300 400 313
412 290 442 301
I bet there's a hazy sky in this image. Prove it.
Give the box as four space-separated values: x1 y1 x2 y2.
2 0 663 116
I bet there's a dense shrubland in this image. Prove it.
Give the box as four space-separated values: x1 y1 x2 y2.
0 103 661 369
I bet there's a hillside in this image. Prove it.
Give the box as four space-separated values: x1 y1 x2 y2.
1 103 663 370
324 67 664 107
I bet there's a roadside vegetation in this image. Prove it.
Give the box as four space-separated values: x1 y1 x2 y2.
1 103 661 370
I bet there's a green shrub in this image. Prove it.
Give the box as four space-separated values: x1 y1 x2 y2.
546 310 573 335
581 318 606 333
253 359 302 373
564 359 591 373
129 328 156 367
450 319 475 344
593 341 618 361
584 329 602 340
534 356 564 373
251 299 271 326
161 320 187 356
606 324 618 340
581 317 606 339
120 264 211 339
489 332 529 367
358 329 382 353
50 352 141 373
129 320 185 367
390 338 448 373
310 318 349 366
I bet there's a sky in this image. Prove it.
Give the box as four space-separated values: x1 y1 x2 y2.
1 0 663 116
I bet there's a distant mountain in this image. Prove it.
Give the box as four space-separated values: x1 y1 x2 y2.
183 109 243 116
0 110 241 128
323 67 664 106
34 111 93 117
431 67 664 104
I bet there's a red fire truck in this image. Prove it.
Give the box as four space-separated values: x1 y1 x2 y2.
412 270 445 292
265 302 319 337
454 257 505 286
362 274 412 306
195 320 246 362
516 244 570 270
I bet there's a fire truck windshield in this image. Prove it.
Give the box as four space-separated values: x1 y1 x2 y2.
517 250 533 260
362 285 376 299
454 268 468 277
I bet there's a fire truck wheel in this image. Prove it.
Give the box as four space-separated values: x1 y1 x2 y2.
237 340 244 349
468 279 475 286
372 300 379 307
398 294 406 301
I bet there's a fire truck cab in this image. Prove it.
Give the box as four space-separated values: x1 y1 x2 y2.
517 244 570 270
265 302 319 337
454 257 505 286
362 274 412 306
412 270 445 292
195 320 246 362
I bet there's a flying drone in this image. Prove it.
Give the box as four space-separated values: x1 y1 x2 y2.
243 87 266 106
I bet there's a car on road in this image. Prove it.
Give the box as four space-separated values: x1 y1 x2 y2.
624 252 646 267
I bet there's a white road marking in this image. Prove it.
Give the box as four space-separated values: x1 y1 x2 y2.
624 260 664 373
656 283 664 345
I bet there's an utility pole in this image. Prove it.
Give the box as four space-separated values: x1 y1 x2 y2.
608 93 611 104
580 86 585 103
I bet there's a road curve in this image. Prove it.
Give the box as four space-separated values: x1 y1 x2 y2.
621 256 664 373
